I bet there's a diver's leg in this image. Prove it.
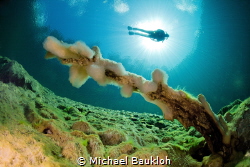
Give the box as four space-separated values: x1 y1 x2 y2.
128 26 152 33
132 28 153 34
129 32 150 38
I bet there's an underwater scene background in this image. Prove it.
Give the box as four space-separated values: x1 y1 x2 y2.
0 0 249 115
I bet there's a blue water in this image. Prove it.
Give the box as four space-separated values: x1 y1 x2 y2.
0 0 249 115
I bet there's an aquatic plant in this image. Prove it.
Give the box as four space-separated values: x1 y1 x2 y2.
43 36 232 160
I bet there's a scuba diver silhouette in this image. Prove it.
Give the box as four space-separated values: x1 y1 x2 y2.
128 26 169 42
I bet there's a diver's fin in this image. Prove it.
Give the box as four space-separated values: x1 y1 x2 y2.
127 26 133 30
129 31 134 35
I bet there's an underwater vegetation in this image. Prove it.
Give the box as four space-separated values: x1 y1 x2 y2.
41 36 250 166
0 54 249 166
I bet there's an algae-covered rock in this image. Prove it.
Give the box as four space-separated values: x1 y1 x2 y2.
222 98 250 152
202 154 223 167
99 129 126 145
0 56 51 94
71 121 96 135
87 134 105 157
107 142 136 158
